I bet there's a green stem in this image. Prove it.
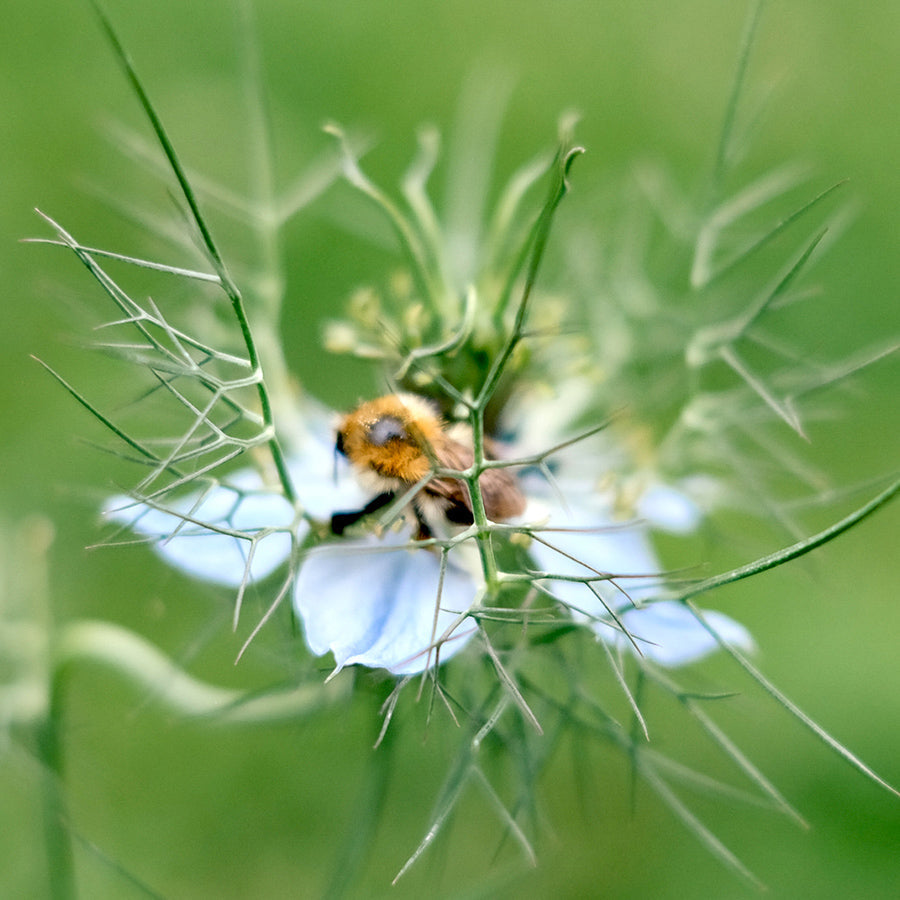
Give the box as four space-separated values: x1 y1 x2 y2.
52 620 349 724
38 677 76 900
466 410 500 587
476 138 582 409
323 680 396 900
675 475 900 603
91 2 297 505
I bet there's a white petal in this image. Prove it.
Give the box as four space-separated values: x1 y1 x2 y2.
638 483 702 534
104 484 296 587
525 496 662 614
101 414 369 588
616 602 755 667
524 494 752 667
293 531 477 675
286 432 370 519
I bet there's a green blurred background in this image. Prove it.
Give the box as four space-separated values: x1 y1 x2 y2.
2 1 898 897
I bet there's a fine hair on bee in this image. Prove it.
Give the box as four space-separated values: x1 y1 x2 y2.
331 392 525 538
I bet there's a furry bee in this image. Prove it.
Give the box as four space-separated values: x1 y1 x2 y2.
332 392 525 537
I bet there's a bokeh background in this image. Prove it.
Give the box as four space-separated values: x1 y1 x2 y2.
2 1 898 897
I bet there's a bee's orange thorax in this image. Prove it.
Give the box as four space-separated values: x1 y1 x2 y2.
338 393 444 485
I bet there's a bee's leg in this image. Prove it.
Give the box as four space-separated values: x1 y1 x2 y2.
444 501 474 526
330 492 395 535
410 499 472 541
412 506 433 541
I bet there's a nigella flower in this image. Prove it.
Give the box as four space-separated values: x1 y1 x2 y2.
94 73 751 683
106 396 753 676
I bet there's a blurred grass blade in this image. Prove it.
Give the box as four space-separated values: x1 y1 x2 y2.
686 607 900 799
711 0 763 192
647 666 808 827
638 760 766 890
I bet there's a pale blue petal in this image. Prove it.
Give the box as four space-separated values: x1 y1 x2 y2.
527 513 662 613
102 415 370 588
293 531 477 675
104 480 296 587
616 602 755 667
638 483 702 534
524 492 752 667
286 430 370 520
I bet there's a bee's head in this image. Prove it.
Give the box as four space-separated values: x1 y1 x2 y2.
366 414 408 446
335 394 441 483
334 410 408 463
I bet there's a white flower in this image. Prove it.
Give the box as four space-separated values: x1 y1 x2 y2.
104 408 478 676
105 403 752 676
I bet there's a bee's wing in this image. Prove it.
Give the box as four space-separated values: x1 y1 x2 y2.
427 434 525 522
478 465 527 520
424 436 476 522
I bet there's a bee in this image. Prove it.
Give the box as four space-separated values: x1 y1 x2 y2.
331 392 526 537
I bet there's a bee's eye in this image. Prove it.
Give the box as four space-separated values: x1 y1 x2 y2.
367 415 408 446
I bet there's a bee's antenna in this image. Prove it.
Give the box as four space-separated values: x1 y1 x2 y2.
333 431 345 483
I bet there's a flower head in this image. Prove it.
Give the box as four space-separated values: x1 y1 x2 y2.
97 107 757 680
107 393 752 675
